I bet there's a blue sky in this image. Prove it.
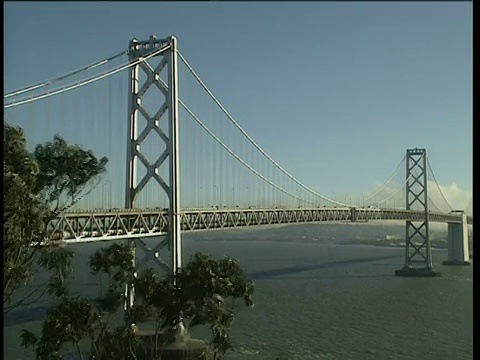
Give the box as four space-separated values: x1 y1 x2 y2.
4 2 472 209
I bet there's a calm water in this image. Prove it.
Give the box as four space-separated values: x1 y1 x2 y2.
4 223 473 359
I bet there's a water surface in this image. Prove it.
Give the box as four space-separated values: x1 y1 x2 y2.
4 223 473 359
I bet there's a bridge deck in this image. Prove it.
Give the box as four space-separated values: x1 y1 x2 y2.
44 208 470 245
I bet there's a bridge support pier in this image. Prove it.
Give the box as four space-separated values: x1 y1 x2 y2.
134 329 208 360
350 207 357 222
443 212 470 266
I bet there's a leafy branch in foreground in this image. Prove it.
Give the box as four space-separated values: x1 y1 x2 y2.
22 245 254 359
4 122 108 313
130 252 255 358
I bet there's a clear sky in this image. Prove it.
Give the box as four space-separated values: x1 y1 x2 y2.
4 2 472 210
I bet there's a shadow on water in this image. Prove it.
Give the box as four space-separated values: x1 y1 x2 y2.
248 253 402 281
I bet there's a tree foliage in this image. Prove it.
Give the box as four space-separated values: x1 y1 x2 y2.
4 124 48 310
22 246 254 359
134 252 254 357
33 134 108 213
3 123 108 313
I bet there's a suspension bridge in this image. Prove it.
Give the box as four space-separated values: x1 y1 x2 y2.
4 35 472 286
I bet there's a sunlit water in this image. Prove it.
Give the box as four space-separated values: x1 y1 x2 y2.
4 223 473 359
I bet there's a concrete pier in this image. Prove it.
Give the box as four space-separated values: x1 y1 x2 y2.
135 329 209 360
443 212 471 266
395 266 440 277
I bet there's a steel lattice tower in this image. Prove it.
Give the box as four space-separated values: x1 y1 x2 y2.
124 35 182 311
395 148 439 277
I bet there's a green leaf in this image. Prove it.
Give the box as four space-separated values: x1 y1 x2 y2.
20 330 38 348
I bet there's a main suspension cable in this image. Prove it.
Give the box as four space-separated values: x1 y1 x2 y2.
5 46 170 109
5 50 128 99
178 51 348 207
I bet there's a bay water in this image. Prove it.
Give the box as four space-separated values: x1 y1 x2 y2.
4 223 473 359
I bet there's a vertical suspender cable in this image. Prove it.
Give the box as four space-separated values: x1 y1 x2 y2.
219 113 224 208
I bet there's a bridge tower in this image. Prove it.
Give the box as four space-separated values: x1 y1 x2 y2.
124 35 182 311
395 148 440 277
